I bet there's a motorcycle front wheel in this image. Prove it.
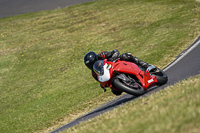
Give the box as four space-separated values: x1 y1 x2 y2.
151 68 168 86
112 78 145 96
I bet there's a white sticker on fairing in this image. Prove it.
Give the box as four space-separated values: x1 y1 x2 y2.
98 63 111 82
148 79 154 84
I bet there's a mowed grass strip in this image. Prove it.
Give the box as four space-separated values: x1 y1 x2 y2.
0 0 200 132
67 75 200 133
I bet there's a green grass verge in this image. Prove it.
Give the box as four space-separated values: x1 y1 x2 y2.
0 0 200 132
66 75 200 133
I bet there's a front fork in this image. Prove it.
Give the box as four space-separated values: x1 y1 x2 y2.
141 70 157 90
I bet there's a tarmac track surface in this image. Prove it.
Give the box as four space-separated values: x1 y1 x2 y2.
51 36 200 133
0 0 96 18
1 0 199 132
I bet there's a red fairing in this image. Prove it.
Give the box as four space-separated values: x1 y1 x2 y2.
99 59 158 91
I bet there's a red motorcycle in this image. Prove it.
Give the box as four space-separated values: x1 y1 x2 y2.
93 59 168 96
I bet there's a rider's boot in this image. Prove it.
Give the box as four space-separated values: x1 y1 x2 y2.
137 59 157 72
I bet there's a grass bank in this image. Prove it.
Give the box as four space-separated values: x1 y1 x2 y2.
67 75 200 133
0 0 200 132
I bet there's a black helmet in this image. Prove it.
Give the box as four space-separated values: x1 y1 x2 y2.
84 51 98 70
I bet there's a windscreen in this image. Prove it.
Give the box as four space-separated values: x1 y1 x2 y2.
93 60 104 76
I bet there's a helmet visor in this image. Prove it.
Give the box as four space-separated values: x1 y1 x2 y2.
93 60 104 76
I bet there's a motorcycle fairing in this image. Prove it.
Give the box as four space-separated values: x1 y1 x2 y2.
98 63 111 82
98 59 158 90
110 60 157 90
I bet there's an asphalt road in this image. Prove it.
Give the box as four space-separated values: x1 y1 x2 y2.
0 0 96 18
51 36 200 133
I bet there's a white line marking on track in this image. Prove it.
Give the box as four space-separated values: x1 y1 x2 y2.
163 39 200 71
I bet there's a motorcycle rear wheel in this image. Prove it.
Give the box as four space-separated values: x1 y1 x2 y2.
113 78 145 96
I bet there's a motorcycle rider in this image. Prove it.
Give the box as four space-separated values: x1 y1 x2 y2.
84 49 152 95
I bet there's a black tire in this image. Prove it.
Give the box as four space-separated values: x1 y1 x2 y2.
151 68 168 86
112 78 145 96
